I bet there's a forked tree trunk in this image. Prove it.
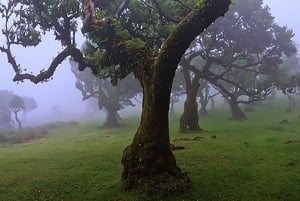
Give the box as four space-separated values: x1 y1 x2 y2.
102 107 120 128
229 100 246 121
13 112 22 129
180 74 201 133
98 87 121 128
198 81 210 116
180 99 201 132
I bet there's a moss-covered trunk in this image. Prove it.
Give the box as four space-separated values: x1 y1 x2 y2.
180 98 201 132
122 70 189 195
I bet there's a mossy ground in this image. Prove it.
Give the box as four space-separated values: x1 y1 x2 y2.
0 100 299 201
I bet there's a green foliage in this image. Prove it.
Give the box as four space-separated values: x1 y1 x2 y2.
196 0 205 9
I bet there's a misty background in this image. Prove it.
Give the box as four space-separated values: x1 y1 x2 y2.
0 0 299 126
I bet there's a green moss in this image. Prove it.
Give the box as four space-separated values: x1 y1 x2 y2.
137 172 190 196
196 0 205 10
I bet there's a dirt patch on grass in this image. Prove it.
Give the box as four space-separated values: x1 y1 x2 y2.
173 136 204 142
268 126 285 132
284 139 300 144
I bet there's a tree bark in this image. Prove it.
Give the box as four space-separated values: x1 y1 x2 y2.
180 99 201 133
121 76 190 195
180 68 201 133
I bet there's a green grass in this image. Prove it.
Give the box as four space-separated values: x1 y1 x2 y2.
0 104 300 201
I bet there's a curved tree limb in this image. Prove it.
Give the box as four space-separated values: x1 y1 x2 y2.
115 0 130 18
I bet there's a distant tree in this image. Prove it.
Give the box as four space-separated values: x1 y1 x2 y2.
273 55 300 112
0 90 14 129
179 54 203 132
9 95 25 129
0 110 13 129
72 64 141 128
198 79 219 115
0 91 36 129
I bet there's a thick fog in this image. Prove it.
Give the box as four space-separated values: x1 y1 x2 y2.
264 0 300 44
0 32 88 125
0 0 299 126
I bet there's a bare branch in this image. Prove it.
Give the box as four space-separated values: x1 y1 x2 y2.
115 0 130 18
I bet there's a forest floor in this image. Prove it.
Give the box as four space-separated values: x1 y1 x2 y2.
0 101 300 201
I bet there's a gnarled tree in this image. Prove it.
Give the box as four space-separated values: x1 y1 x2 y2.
71 63 141 128
9 94 25 129
0 0 231 194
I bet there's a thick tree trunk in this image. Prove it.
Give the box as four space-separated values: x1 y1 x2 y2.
180 71 201 133
180 99 201 132
229 100 246 121
102 107 120 128
98 87 121 128
121 76 190 195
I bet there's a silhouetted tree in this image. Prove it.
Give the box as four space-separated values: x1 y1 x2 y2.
9 95 25 129
274 55 300 112
72 64 141 128
0 90 14 129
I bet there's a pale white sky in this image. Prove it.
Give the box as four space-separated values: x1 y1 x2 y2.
264 0 300 46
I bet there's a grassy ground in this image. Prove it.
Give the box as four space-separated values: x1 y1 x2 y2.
0 103 299 201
